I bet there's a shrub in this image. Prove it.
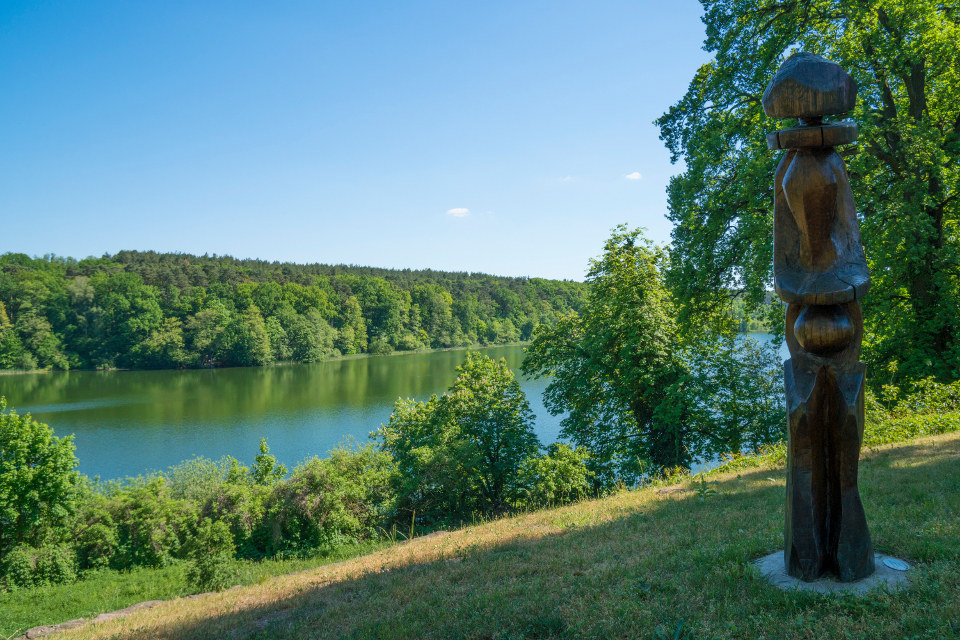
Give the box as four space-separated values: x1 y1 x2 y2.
516 443 593 507
73 490 120 571
166 456 235 503
1 544 76 589
376 353 539 524
368 337 393 355
0 399 79 561
109 476 195 569
185 519 235 592
260 444 394 555
201 480 268 559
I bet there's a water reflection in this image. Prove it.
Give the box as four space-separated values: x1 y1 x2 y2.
0 347 559 480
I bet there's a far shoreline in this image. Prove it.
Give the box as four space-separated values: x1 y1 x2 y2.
0 342 534 377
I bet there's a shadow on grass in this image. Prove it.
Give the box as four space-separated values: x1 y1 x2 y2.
78 437 960 640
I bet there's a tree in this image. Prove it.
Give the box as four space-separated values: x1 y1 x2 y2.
523 226 689 482
223 305 273 366
656 0 960 384
251 438 287 486
287 309 337 363
134 317 190 369
0 399 80 560
376 352 540 523
522 226 784 483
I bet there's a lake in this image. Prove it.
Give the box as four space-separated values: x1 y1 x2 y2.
0 346 562 480
0 335 783 481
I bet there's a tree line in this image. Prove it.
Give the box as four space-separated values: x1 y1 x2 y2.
0 251 586 371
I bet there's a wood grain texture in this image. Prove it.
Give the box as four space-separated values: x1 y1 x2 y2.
762 52 857 120
767 53 875 582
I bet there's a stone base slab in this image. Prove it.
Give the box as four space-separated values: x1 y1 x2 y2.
754 551 910 595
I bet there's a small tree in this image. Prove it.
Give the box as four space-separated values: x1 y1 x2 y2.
185 518 235 592
522 226 689 482
0 399 79 560
252 438 287 486
377 353 540 524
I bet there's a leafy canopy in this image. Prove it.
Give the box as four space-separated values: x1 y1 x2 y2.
376 352 540 524
657 0 960 384
0 399 80 559
522 226 784 484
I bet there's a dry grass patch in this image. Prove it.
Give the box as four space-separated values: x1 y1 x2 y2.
58 433 960 640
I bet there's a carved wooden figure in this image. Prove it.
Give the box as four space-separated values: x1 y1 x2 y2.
764 52 875 582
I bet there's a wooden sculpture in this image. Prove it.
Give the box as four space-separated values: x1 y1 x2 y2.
763 52 875 582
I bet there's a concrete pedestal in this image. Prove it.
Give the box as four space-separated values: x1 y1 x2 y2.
754 551 910 595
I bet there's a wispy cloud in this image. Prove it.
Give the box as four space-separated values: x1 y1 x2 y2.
625 171 643 181
447 207 470 217
562 176 575 182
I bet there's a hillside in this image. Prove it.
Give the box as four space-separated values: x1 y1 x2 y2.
51 432 960 640
0 251 586 371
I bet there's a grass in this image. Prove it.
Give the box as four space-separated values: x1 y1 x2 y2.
39 431 960 640
0 541 387 639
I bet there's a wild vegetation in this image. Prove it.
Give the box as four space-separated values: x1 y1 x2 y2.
0 251 587 371
522 226 784 478
656 0 960 386
2 350 958 634
13 430 960 639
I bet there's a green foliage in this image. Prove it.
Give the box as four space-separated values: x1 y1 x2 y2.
694 474 717 503
377 353 540 524
252 438 288 486
523 226 688 481
0 399 79 560
657 0 960 385
107 476 195 569
523 227 785 484
261 444 394 554
165 455 238 503
679 333 786 460
1 544 76 590
184 518 235 592
865 377 960 445
516 443 593 507
200 478 268 558
0 251 587 371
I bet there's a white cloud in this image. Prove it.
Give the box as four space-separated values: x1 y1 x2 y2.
562 176 574 182
447 207 470 217
625 171 643 181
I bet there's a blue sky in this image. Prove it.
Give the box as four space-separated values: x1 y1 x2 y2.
0 1 710 281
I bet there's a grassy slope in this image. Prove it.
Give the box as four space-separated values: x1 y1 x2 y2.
53 432 960 640
0 542 388 639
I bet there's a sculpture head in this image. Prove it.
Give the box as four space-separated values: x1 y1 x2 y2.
762 52 857 122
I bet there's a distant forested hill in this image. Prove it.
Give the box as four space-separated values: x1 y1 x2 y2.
0 251 586 370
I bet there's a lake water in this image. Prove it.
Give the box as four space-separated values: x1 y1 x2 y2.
0 346 561 480
0 335 783 481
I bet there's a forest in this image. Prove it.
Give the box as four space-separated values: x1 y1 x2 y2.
0 251 587 371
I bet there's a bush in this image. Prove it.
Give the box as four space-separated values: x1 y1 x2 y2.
368 337 393 355
1 544 76 589
0 399 79 560
73 490 120 571
185 519 235 592
864 377 960 445
260 444 394 555
166 456 235 503
201 480 268 559
109 476 195 569
516 443 593 507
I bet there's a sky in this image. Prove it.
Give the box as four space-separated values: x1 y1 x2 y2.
0 1 711 281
